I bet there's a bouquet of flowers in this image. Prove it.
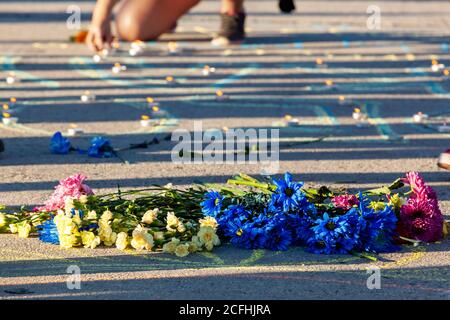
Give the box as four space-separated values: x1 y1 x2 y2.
201 172 446 257
0 171 446 259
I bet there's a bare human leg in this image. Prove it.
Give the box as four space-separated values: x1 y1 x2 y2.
115 0 200 41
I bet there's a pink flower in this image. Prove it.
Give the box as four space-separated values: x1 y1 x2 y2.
403 171 437 201
37 174 94 212
398 198 443 242
332 194 359 210
398 172 444 242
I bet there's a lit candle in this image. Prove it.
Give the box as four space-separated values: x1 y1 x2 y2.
338 95 347 105
10 97 17 105
413 112 428 123
129 40 145 56
215 90 229 100
166 76 175 84
101 49 110 57
93 54 102 63
325 79 334 87
3 103 9 111
431 59 445 72
167 41 179 54
443 69 450 78
284 114 292 121
286 117 300 127
112 63 126 74
202 65 216 76
151 105 165 117
140 115 152 127
80 90 95 102
316 58 327 68
352 108 364 121
67 124 84 136
6 72 17 85
2 112 18 125
222 126 229 132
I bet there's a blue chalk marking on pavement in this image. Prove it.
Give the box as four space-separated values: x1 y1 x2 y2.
441 43 449 53
363 103 403 142
211 63 259 89
342 40 350 48
294 42 303 49
0 56 60 88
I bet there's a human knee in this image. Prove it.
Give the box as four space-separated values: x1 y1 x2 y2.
116 14 148 41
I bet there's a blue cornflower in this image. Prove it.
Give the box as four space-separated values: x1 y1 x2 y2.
312 213 349 240
49 131 72 154
37 218 59 245
87 136 115 158
353 193 398 253
201 191 223 217
229 214 269 249
287 213 315 245
306 236 335 254
271 172 308 212
264 225 292 251
307 212 358 254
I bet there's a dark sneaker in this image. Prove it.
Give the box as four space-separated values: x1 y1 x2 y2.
279 0 296 13
0 139 4 153
438 149 450 170
211 12 246 46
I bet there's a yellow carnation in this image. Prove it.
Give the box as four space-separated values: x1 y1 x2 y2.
198 226 220 247
142 209 158 224
79 195 88 204
116 232 129 250
64 197 75 214
199 216 218 230
101 210 113 222
103 232 117 246
177 223 186 233
0 213 6 228
59 234 78 249
17 222 32 238
131 225 154 250
153 231 165 241
162 238 180 253
81 231 101 249
175 244 190 257
166 212 180 232
9 224 18 234
87 210 97 220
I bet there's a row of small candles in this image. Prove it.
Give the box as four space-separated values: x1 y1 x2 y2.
2 98 18 125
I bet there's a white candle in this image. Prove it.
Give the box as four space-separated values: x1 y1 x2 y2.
80 91 95 102
287 118 300 127
352 108 364 121
112 63 126 74
67 128 84 136
140 115 152 127
412 112 428 123
93 54 102 63
2 116 18 125
6 73 17 84
202 65 216 76
431 64 445 72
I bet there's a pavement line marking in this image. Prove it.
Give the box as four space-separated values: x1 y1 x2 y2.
211 63 259 89
362 102 404 142
0 56 60 88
